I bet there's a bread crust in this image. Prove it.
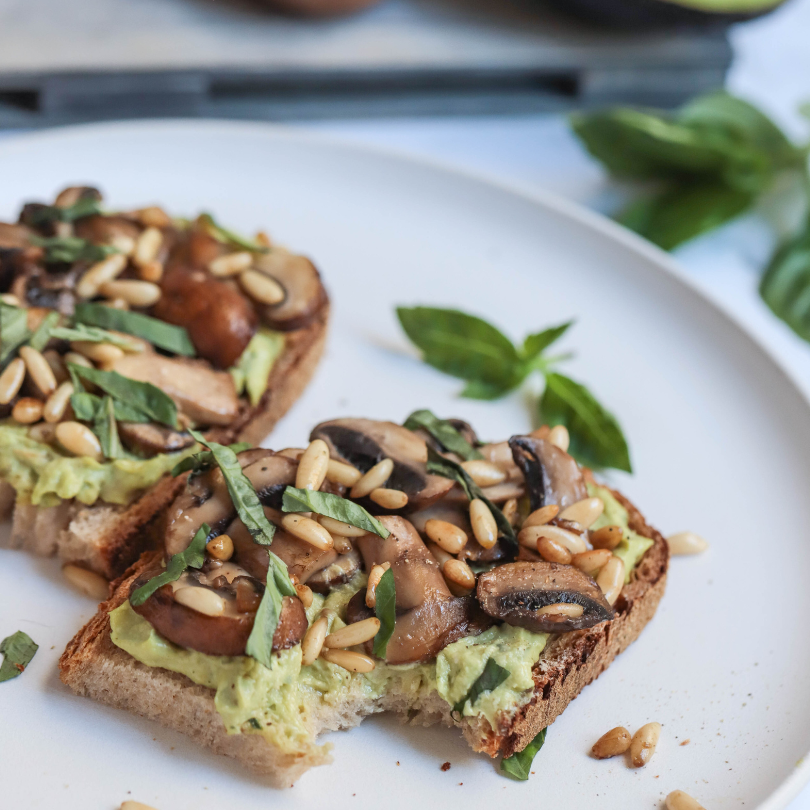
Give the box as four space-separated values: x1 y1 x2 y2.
59 486 667 784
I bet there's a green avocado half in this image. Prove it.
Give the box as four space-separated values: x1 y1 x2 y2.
547 0 785 28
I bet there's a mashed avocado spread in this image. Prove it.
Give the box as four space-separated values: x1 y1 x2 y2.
0 424 196 508
110 488 653 757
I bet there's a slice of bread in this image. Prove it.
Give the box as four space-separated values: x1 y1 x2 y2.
59 485 667 787
1 307 328 580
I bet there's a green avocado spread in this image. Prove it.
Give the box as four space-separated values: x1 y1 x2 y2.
110 487 653 758
0 424 196 508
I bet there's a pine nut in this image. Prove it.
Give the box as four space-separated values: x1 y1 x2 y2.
572 549 612 577
111 234 136 256
425 519 468 554
295 439 330 491
71 341 125 365
520 524 587 554
136 205 172 228
592 726 631 759
559 497 604 529
12 397 43 424
0 357 25 404
548 424 570 452
239 269 285 305
175 586 226 617
369 488 409 510
460 459 507 487
101 297 129 310
281 514 333 551
99 279 162 307
536 602 584 618
0 293 21 306
469 498 497 549
19 345 56 397
667 531 709 555
442 558 476 590
427 541 453 567
56 421 102 460
138 260 164 283
208 251 253 277
537 537 573 564
502 497 518 526
206 533 234 561
255 231 272 248
597 555 625 605
350 458 394 498
295 583 314 608
277 447 305 461
666 791 705 810
64 351 93 369
320 648 375 673
76 253 127 299
43 381 74 423
62 564 109 600
523 504 559 528
590 524 624 550
319 515 367 538
332 535 353 554
365 562 391 608
324 617 381 649
301 614 330 666
29 422 56 444
529 425 551 440
630 722 661 767
326 458 362 487
133 226 163 266
120 802 159 810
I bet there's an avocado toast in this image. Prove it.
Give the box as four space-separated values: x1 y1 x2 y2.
0 186 329 579
59 414 667 786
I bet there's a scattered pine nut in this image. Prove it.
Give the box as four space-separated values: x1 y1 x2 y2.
302 614 330 666
209 251 253 277
324 617 380 649
596 555 625 606
572 549 612 578
365 562 391 608
0 358 25 404
320 648 375 673
460 459 507 487
591 726 631 759
666 531 709 555
369 487 408 510
666 790 705 810
469 498 497 549
520 524 587 554
425 519 468 555
537 536 573 565
350 458 393 499
548 424 570 452
281 514 333 551
559 497 604 528
630 722 661 767
12 397 44 425
62 564 109 600
206 534 234 561
325 458 362 487
294 583 314 609
590 524 624 550
19 345 56 396
523 504 559 528
56 421 103 460
536 602 583 618
296 439 330 491
442 558 475 590
319 515 367 538
175 585 226 617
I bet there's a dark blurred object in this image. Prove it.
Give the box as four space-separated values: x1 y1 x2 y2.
546 0 787 28
261 0 380 14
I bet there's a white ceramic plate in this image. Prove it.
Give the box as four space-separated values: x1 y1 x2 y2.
1 122 809 810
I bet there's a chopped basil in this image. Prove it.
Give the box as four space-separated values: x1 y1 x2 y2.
67 363 178 429
0 630 38 683
29 235 118 265
130 523 210 606
501 728 547 781
28 311 60 352
403 409 483 461
70 391 150 424
247 718 262 730
198 213 269 254
93 396 125 460
74 302 196 357
453 657 510 713
372 567 396 659
51 324 144 352
282 487 390 539
230 329 285 407
29 197 103 225
171 442 251 478
426 447 517 553
0 304 31 365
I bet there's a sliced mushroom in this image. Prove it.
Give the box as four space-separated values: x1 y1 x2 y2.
477 561 613 633
252 250 327 332
509 436 586 512
74 214 141 247
306 549 361 593
111 353 240 426
311 418 454 511
0 221 34 250
118 422 196 457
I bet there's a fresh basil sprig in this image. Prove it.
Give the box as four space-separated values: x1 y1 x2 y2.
372 567 396 659
0 304 31 365
71 391 150 424
198 213 269 254
29 235 119 265
130 523 210 606
282 487 390 539
93 396 125 460
403 409 482 460
74 302 196 357
0 631 38 683
29 197 103 225
171 442 251 477
453 657 510 714
28 311 60 352
501 727 547 781
51 324 144 352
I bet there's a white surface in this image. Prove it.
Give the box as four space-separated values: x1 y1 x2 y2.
1 121 810 809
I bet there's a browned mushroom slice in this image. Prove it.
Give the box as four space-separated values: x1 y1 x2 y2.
311 418 454 511
111 353 240 426
74 214 141 247
118 422 196 457
477 561 613 633
252 251 327 332
0 222 34 249
509 435 587 512
306 549 362 593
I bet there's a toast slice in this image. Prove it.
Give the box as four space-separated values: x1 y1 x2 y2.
59 485 667 787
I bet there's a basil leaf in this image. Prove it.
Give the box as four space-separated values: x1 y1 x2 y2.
171 442 251 477
29 197 103 225
426 447 517 553
458 379 516 401
453 657 510 713
403 409 482 461
29 236 118 265
28 311 60 352
0 304 31 365
51 324 143 352
74 302 195 356
230 329 285 406
397 306 524 394
521 321 573 363
760 225 810 343
70 391 150 423
187 429 276 546
67 364 178 428
372 567 396 659
0 631 38 683
501 727 547 781
540 373 632 473
282 487 390 538
130 523 210 606
93 396 125 460
198 213 269 253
